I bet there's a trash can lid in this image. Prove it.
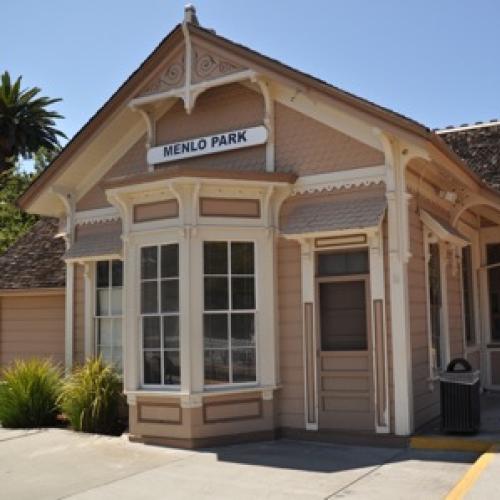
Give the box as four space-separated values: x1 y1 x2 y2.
440 370 480 385
446 358 472 373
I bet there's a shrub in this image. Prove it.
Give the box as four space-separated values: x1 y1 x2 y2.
0 358 62 428
59 357 124 435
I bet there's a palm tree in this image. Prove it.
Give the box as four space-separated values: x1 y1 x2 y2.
0 71 66 177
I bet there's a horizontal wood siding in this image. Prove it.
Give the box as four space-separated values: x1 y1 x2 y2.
408 199 440 429
0 294 65 367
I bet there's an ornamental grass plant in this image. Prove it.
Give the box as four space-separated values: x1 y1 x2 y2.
58 357 124 435
0 358 62 428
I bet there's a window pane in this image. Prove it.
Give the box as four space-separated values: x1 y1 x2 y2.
232 348 256 382
144 351 161 384
113 347 123 372
204 277 228 310
231 314 255 347
204 314 228 348
141 246 158 279
231 277 255 309
231 242 254 275
319 281 367 351
462 247 475 345
96 289 109 316
164 351 180 385
99 347 112 365
317 251 369 277
143 316 161 349
163 316 179 349
112 318 122 347
112 260 123 287
97 318 113 347
110 288 122 316
161 280 179 313
141 282 158 314
161 245 179 278
489 267 500 341
204 242 227 274
96 261 109 288
487 244 500 266
204 350 229 385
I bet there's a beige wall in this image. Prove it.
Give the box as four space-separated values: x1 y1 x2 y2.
407 199 440 429
0 293 65 368
276 238 305 429
77 136 148 211
74 264 85 366
407 192 467 430
275 103 384 175
130 391 275 448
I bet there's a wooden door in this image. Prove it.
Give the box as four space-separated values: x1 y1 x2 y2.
316 276 374 431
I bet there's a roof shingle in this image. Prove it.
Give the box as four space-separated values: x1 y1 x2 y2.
439 122 500 192
0 218 65 290
281 194 387 235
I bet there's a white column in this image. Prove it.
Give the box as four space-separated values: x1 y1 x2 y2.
259 230 278 387
123 238 139 392
386 188 413 435
369 230 390 433
83 262 94 360
179 228 193 394
300 239 318 430
64 262 75 372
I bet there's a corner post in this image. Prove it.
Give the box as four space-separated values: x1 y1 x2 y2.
375 129 413 435
65 262 74 373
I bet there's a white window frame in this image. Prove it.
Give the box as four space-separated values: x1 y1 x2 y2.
94 260 123 370
203 239 258 390
139 243 181 389
423 231 450 380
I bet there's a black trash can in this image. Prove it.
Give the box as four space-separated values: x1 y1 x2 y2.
440 358 480 433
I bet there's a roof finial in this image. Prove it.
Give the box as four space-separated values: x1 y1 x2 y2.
184 4 199 26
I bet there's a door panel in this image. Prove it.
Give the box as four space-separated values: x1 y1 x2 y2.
317 279 374 431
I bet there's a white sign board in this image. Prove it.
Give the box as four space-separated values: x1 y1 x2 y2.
147 125 268 165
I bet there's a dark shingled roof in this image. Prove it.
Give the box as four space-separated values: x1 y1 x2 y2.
438 122 500 192
0 218 65 290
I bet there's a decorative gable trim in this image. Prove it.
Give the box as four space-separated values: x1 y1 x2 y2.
75 207 121 226
292 165 386 195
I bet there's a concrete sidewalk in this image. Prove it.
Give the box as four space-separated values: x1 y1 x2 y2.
463 445 500 499
0 428 477 499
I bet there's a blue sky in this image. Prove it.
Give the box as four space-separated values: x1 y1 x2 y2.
4 0 500 156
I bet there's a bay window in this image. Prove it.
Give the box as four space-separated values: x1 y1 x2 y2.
203 241 257 385
95 260 123 370
140 244 180 386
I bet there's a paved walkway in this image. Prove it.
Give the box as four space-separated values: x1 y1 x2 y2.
0 428 477 499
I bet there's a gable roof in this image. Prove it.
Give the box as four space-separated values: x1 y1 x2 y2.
17 18 499 211
437 121 500 192
0 218 65 290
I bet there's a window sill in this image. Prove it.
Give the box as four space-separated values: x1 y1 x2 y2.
124 385 280 406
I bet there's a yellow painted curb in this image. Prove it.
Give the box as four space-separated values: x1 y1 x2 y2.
445 444 498 500
410 436 492 453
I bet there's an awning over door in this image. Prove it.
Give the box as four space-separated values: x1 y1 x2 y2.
281 194 387 236
420 210 469 247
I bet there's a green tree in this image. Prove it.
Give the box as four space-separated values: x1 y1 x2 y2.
0 147 57 253
0 167 37 253
0 71 66 180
